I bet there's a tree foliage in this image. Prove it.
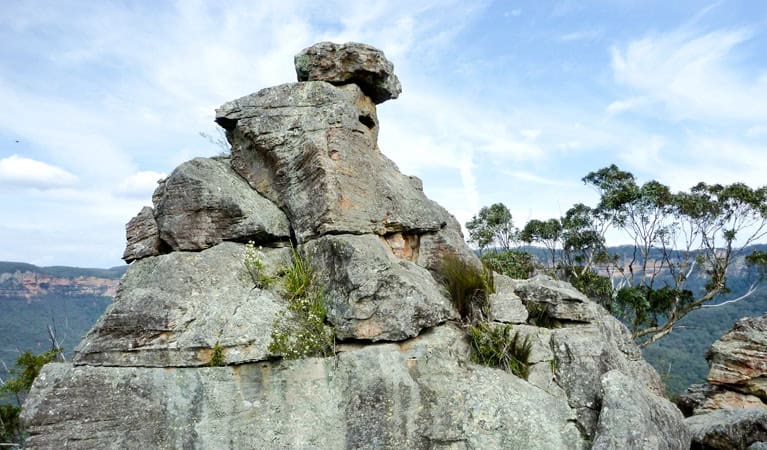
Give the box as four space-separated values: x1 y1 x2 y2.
1 349 57 444
465 203 517 253
468 165 767 348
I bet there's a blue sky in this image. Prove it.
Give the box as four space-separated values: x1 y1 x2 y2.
1 0 766 268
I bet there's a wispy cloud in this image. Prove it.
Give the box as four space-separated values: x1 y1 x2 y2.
610 25 767 122
561 29 603 42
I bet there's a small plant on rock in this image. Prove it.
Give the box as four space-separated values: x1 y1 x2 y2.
468 322 532 379
209 342 226 367
243 241 273 288
268 247 334 360
437 254 494 323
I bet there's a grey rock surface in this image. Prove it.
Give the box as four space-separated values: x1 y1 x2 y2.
707 314 767 401
551 310 665 437
122 206 164 263
75 242 290 367
25 325 588 450
153 157 290 251
294 41 401 104
749 442 767 450
305 233 455 341
592 370 691 450
488 273 529 324
513 274 601 323
216 81 457 243
687 408 767 450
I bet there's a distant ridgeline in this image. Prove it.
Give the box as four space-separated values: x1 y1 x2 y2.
484 244 767 395
0 261 126 388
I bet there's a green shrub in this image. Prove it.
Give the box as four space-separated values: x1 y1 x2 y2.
209 342 225 367
438 254 494 323
268 248 334 360
481 250 535 279
0 349 57 444
243 241 273 288
468 322 532 379
0 404 22 443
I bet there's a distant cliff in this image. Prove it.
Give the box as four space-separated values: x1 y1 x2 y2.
0 262 126 300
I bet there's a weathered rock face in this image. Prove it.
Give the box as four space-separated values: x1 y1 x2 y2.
153 157 291 251
678 314 767 449
294 41 402 104
75 242 291 367
122 206 163 263
686 408 767 450
592 370 691 450
22 42 689 450
305 234 455 341
707 315 767 400
24 326 589 449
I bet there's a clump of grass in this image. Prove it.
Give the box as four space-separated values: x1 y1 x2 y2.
526 302 560 328
438 254 494 323
468 322 532 379
243 241 274 289
209 342 225 367
268 247 334 360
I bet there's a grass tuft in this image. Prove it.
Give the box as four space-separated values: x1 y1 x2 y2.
468 322 532 379
437 254 494 323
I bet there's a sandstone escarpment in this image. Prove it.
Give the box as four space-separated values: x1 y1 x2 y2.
21 42 688 449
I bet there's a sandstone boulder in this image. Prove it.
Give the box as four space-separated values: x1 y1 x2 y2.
487 273 528 324
153 157 291 251
707 314 767 400
122 206 164 263
20 41 690 450
687 408 767 450
550 310 665 436
216 82 464 247
294 41 401 104
513 274 601 323
592 370 691 450
304 233 454 341
75 242 290 367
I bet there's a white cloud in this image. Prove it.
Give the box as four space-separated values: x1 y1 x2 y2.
116 171 166 198
610 26 767 122
0 155 78 189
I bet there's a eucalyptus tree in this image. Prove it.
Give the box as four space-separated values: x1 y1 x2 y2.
465 203 518 253
470 165 767 348
520 218 563 268
578 166 767 347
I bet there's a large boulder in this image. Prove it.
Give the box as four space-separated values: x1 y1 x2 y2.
294 41 401 104
215 82 464 247
153 157 291 251
592 370 691 449
24 325 588 450
20 41 690 450
304 233 454 341
687 408 767 450
75 242 290 367
707 315 767 400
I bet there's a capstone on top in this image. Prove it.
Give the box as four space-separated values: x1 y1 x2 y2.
294 41 402 104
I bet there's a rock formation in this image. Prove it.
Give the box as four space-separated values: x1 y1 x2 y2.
21 42 689 449
677 314 767 449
